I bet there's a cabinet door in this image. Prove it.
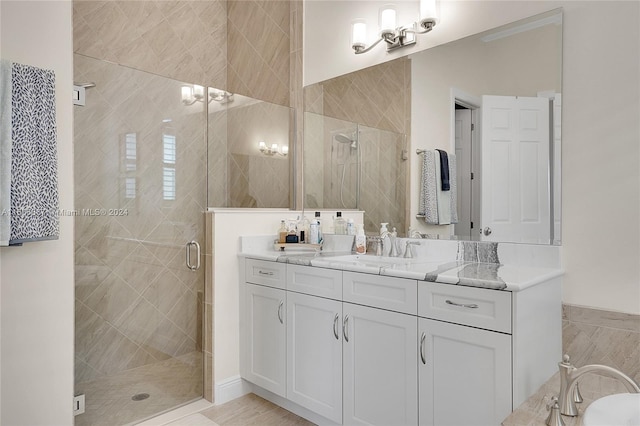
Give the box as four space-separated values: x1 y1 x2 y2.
344 303 418 426
419 318 512 426
243 283 287 397
287 292 342 423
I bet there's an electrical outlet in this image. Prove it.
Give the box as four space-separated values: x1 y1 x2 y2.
73 394 85 416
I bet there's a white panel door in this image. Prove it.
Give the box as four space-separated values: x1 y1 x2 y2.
343 303 418 426
480 95 550 243
418 318 512 426
243 283 287 397
286 292 343 423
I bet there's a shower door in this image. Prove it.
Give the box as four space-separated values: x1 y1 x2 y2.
73 54 206 425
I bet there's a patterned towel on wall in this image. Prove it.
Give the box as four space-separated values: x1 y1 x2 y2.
0 59 12 245
9 62 59 244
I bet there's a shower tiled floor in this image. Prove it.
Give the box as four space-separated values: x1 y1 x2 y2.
75 351 202 426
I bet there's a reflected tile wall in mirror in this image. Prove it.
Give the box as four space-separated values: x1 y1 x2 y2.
304 112 407 234
208 93 292 208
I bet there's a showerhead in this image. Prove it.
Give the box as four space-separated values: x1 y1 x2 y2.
334 133 357 149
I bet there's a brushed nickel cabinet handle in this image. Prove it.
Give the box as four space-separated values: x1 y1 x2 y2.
333 313 339 340
446 299 479 309
343 315 350 342
277 300 284 324
258 270 274 276
420 332 427 365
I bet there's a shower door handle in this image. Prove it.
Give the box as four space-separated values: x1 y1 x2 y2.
185 241 201 271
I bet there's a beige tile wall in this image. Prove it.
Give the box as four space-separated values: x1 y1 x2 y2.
227 0 290 107
303 58 411 233
304 57 411 135
563 304 640 383
74 0 227 89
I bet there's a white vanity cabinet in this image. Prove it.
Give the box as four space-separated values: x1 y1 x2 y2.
343 302 418 426
286 291 343 423
241 259 288 397
243 283 287 397
418 317 512 426
239 257 561 426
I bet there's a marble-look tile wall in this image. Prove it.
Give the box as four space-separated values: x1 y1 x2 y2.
227 0 290 107
562 304 640 383
73 0 227 89
208 100 291 208
304 57 411 135
303 115 407 234
303 57 411 233
74 55 206 389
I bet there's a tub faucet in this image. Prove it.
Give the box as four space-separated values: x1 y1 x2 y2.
558 354 640 416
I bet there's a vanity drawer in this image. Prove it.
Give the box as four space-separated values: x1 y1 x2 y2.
286 264 342 300
343 272 417 315
245 258 286 289
418 282 511 333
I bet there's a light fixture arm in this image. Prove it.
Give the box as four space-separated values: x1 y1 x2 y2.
353 36 385 55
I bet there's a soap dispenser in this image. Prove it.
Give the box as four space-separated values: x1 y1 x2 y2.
379 223 389 236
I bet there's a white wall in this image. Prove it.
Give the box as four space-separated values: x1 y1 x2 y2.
304 1 640 315
0 1 74 424
304 0 562 85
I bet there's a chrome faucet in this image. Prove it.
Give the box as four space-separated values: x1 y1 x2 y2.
557 354 640 416
379 230 391 256
404 240 420 258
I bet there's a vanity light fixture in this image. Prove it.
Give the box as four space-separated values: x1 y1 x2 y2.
351 0 439 54
181 85 234 105
258 141 288 157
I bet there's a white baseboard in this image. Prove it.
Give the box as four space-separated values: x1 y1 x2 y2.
214 376 253 405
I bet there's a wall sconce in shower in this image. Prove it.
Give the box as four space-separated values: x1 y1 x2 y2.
259 141 288 156
351 0 439 54
181 85 234 105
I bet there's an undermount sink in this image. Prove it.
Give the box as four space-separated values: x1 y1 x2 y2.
582 393 640 426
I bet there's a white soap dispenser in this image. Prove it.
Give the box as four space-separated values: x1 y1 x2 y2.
379 222 389 236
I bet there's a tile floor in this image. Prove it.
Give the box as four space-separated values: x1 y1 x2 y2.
171 394 315 426
76 352 202 426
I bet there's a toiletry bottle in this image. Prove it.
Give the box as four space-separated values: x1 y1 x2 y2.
278 220 287 243
355 224 366 254
346 218 355 235
314 212 323 243
299 215 310 243
380 222 389 236
334 212 347 235
309 219 319 244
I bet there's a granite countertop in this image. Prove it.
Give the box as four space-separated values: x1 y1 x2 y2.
239 249 564 292
502 372 632 425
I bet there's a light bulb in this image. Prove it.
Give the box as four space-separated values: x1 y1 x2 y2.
259 141 267 152
193 85 205 99
379 4 397 37
419 0 438 29
271 143 278 153
181 86 193 103
281 145 289 156
351 19 367 50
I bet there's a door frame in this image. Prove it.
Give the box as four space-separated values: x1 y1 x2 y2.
450 88 481 239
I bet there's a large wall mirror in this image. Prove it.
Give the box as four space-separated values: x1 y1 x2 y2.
303 8 562 245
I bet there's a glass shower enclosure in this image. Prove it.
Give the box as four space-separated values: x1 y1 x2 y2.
73 54 206 425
